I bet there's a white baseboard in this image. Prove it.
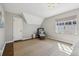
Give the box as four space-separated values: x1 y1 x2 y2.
5 40 14 44
5 37 32 44
0 50 2 56
0 42 6 56
0 40 14 56
5 36 32 44
47 37 72 45
23 36 32 40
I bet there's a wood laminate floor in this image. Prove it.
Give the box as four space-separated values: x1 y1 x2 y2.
2 43 14 56
14 39 73 56
2 38 73 56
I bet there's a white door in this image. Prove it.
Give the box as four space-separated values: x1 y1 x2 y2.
13 16 23 41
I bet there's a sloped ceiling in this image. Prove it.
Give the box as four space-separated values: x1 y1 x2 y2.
2 3 79 18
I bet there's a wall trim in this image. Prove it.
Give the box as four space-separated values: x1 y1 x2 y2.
5 37 32 44
0 42 6 56
47 37 72 45
0 50 2 56
5 40 14 44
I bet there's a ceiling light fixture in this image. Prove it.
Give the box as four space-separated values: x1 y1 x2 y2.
48 3 55 7
47 3 57 9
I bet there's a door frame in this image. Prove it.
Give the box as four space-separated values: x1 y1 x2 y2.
12 16 23 42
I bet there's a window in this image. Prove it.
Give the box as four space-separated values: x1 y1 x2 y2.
56 16 77 34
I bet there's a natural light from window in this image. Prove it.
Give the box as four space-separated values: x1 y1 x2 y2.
57 42 73 55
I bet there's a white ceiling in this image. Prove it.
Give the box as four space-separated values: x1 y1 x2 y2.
2 3 79 18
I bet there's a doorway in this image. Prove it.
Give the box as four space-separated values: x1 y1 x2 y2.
13 16 23 41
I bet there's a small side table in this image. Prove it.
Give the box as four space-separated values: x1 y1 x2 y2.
32 34 36 39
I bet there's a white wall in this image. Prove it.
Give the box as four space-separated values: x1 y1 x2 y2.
0 5 5 56
4 11 44 42
22 12 44 39
22 12 44 25
41 8 79 45
23 24 40 39
5 12 22 43
5 12 13 43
